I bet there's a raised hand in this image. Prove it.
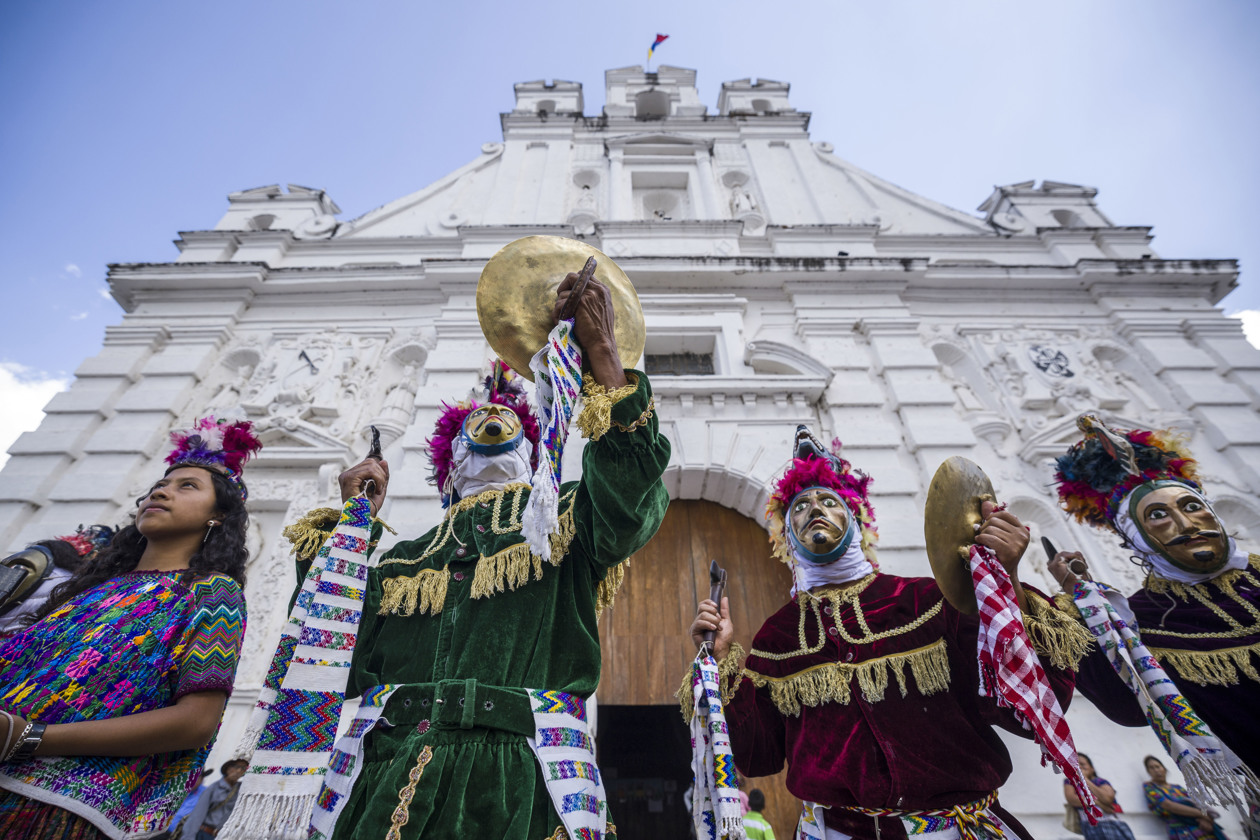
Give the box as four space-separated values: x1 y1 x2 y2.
553 271 627 389
689 597 734 660
338 458 389 515
1048 550 1089 590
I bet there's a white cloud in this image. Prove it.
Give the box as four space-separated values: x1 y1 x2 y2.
64 263 82 278
69 312 88 321
1229 311 1260 351
98 287 112 300
0 364 69 469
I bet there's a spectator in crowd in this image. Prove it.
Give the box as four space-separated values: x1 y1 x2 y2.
743 789 776 840
0 417 257 839
181 759 248 839
0 525 114 635
1143 756 1231 840
1064 754 1136 840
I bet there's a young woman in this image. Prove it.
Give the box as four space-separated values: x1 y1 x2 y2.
1065 754 1136 840
1143 756 1231 840
0 418 260 839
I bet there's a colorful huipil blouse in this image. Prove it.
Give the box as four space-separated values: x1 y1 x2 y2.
0 570 246 840
1073 554 1260 772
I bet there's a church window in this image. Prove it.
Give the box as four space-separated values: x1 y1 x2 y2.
635 89 670 120
1051 209 1085 228
645 352 715 376
249 214 277 231
752 98 772 113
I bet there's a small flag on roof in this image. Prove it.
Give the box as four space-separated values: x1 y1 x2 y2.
648 34 669 64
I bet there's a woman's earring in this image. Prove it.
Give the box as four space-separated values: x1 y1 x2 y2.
203 522 217 545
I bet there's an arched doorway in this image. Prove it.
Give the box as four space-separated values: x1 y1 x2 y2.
597 500 800 839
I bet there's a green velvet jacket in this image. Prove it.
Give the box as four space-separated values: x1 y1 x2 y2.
316 370 670 840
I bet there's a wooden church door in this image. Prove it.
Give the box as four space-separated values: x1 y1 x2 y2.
597 500 800 839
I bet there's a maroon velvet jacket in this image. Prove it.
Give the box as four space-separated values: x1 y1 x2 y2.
1074 554 1260 772
725 573 1075 835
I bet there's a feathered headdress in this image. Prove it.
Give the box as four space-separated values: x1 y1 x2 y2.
165 416 263 500
426 360 540 506
766 431 878 567
1054 414 1200 530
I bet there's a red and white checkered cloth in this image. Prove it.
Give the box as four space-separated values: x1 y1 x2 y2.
968 543 1102 824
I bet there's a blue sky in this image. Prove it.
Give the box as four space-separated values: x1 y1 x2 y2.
2 0 1258 452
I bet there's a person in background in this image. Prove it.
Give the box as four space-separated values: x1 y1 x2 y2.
743 788 776 840
0 525 114 634
1064 754 1135 840
1143 756 1230 840
181 759 247 839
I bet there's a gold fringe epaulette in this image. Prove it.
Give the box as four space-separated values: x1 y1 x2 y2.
379 569 450 617
282 507 341 563
746 637 951 717
1022 590 1094 671
596 560 628 617
576 373 638 441
1146 554 1260 600
1151 642 1260 687
283 505 396 564
678 642 747 724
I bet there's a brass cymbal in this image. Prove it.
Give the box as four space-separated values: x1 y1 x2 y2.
924 456 995 615
476 236 645 381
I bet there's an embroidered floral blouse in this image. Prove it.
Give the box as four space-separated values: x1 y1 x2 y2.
721 573 1083 836
0 570 246 840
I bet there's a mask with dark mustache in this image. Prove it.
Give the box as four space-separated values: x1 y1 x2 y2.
1130 482 1231 573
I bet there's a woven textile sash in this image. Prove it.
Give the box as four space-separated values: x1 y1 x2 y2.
220 496 375 840
797 793 1013 840
521 319 583 562
967 543 1101 823
525 689 609 840
308 684 399 840
1072 579 1259 809
689 652 747 840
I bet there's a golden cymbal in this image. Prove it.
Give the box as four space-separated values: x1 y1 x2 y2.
476 236 645 381
924 456 995 615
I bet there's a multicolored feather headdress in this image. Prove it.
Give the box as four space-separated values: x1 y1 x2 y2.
57 524 116 558
766 427 878 566
164 416 262 500
1054 414 1200 530
426 360 540 506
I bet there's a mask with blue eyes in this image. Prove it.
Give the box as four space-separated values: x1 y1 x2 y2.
460 404 525 455
787 486 856 565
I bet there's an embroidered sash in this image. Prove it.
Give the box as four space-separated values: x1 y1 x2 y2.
689 651 746 840
797 794 1013 840
525 689 610 840
308 684 399 840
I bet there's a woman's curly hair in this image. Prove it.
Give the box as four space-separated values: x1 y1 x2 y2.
23 468 250 626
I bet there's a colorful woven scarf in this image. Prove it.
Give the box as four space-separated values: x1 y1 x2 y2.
308 683 399 840
219 496 374 840
689 651 747 840
521 319 583 561
525 689 610 840
1072 579 1260 809
800 792 1013 840
967 544 1101 823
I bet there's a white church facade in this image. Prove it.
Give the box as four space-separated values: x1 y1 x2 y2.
2 65 1258 837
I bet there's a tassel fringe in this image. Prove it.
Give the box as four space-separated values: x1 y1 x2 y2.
218 791 318 840
1145 554 1259 599
1152 643 1260 687
678 643 747 724
596 560 628 617
378 569 450 617
576 374 638 441
282 507 341 563
1022 591 1094 670
746 638 951 717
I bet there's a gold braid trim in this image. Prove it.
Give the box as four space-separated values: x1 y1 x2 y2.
1151 642 1260 687
282 507 341 563
1145 554 1260 599
469 489 577 600
1021 590 1094 670
282 506 395 563
677 642 747 724
596 560 628 617
745 637 951 717
576 373 639 441
379 568 450 617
